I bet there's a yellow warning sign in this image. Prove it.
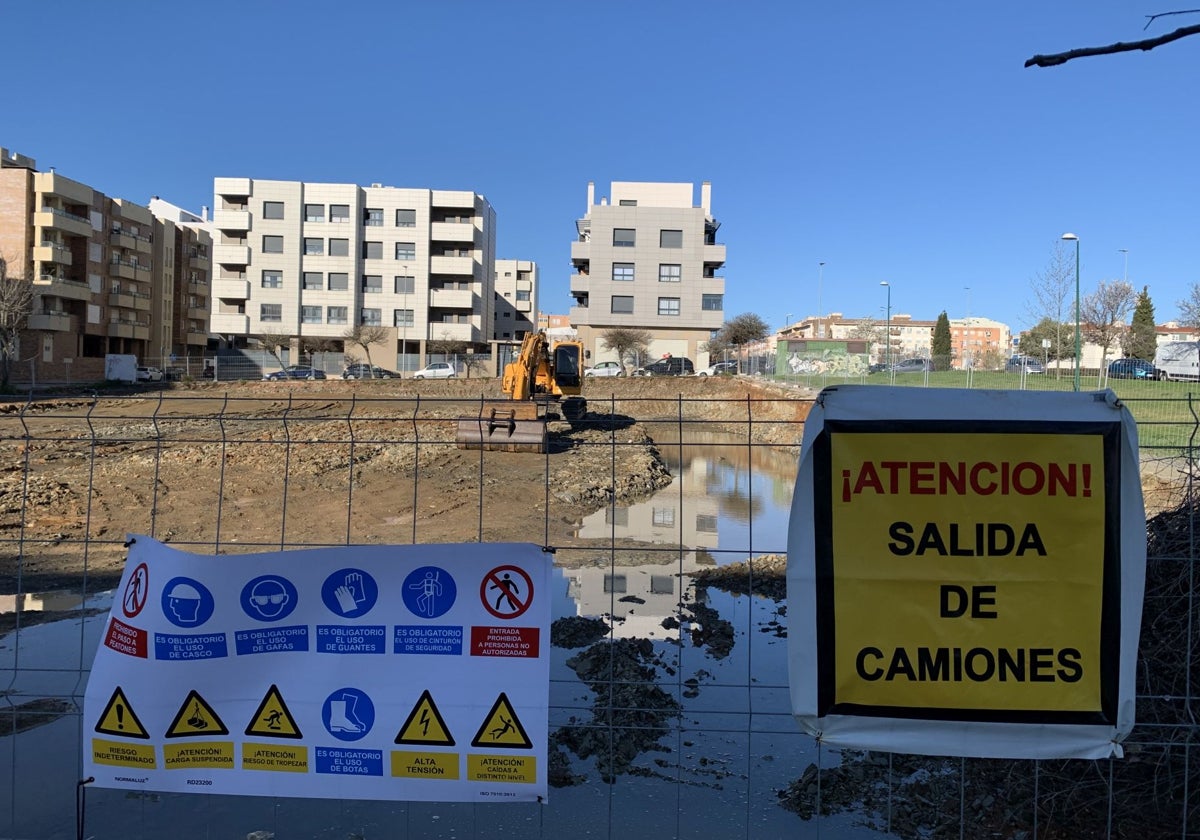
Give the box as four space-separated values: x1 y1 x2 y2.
244 684 303 739
242 742 309 773
395 689 455 746
94 686 150 739
163 741 234 770
391 750 460 779
165 689 229 738
467 754 536 784
470 692 532 749
92 737 157 768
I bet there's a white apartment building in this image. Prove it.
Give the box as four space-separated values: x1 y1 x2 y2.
210 178 496 363
569 181 726 366
493 258 537 341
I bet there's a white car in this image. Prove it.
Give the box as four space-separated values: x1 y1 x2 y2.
585 361 624 378
412 362 457 380
136 366 163 382
697 361 738 377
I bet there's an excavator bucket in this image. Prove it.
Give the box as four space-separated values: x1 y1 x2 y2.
456 405 548 453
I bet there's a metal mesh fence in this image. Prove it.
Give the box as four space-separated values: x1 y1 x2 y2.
0 386 1196 839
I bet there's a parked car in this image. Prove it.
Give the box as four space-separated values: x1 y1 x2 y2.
342 364 399 380
697 361 738 377
890 358 933 373
633 357 695 377
412 362 456 380
135 366 163 382
584 360 625 378
1006 356 1045 374
868 363 889 374
1108 358 1155 380
264 365 327 381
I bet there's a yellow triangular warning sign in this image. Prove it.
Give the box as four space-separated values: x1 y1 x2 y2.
165 689 229 738
244 684 302 739
94 686 150 739
470 692 532 749
395 689 455 746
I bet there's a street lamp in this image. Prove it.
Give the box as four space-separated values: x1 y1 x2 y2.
1062 233 1080 392
1119 248 1128 283
880 281 891 370
817 261 826 337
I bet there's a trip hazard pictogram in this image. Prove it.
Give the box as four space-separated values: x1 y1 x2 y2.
165 689 229 738
479 565 533 619
245 684 303 739
470 692 532 749
94 686 150 739
122 563 149 618
395 689 455 746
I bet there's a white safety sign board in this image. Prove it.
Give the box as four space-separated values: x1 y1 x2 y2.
788 387 1145 759
84 538 551 802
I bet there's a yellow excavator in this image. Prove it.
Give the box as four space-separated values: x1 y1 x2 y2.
455 331 587 452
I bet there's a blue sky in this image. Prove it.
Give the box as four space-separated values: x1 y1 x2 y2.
3 1 1197 333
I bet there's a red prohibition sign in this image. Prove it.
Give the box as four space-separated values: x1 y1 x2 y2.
122 562 149 618
480 564 533 619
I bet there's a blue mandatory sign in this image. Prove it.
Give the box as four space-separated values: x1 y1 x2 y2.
401 566 457 619
240 574 299 622
320 568 378 619
322 686 375 742
161 576 215 628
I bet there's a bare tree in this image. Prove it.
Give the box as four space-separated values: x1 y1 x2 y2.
342 324 391 372
1027 13 1200 67
1080 280 1135 382
848 318 885 361
1027 240 1077 380
0 256 33 391
1177 281 1200 328
599 327 652 371
461 351 489 380
253 331 293 370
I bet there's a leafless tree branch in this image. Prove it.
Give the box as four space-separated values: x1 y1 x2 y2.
1025 23 1200 67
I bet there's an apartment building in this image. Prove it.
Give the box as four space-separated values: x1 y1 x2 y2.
951 317 1010 369
149 198 213 364
493 259 537 340
0 147 192 381
568 181 726 366
210 178 496 364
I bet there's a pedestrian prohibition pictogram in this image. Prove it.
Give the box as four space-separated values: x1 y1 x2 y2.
122 562 149 618
94 686 149 739
245 684 303 739
395 689 455 746
470 692 532 749
166 689 229 738
479 565 533 619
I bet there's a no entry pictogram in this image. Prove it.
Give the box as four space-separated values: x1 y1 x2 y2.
122 563 149 618
480 565 533 619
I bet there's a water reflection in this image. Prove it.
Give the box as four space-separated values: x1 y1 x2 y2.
0 589 94 615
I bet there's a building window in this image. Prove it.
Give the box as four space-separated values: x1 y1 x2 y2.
395 242 416 261
696 513 718 533
329 238 349 257
612 263 634 282
327 306 347 324
658 297 680 316
330 204 350 223
260 303 282 322
660 229 683 248
328 272 349 291
611 295 634 314
363 241 383 260
603 574 627 594
516 290 530 302
303 237 324 256
262 201 285 220
618 199 637 206
702 293 723 311
301 305 322 324
394 275 415 294
304 203 325 222
652 507 676 527
361 275 382 293
613 228 635 247
261 270 282 288
659 264 681 282
363 208 383 226
262 235 284 253
396 208 416 227
394 309 414 327
302 271 323 290
360 308 381 326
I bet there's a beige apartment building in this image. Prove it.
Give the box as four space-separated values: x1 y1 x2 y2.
0 147 209 381
493 258 537 341
569 181 726 367
210 178 497 366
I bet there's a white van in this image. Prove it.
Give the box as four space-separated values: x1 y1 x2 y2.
1153 341 1200 381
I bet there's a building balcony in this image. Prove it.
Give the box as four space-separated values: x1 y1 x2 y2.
516 299 532 313
703 243 726 267
36 208 92 238
107 321 150 341
133 234 152 255
429 255 475 275
109 230 137 251
187 306 209 320
211 312 250 334
429 288 474 309
213 278 250 300
430 221 475 243
570 241 591 264
214 177 252 198
188 254 208 270
29 311 73 332
34 243 72 267
185 330 210 345
134 264 151 281
108 291 137 310
39 172 92 205
34 275 93 302
427 321 475 343
568 304 591 325
212 209 250 231
109 261 136 280
569 275 590 295
213 244 250 266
